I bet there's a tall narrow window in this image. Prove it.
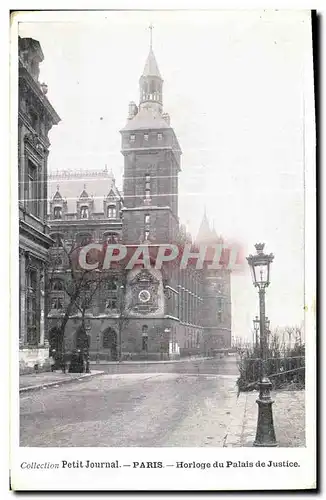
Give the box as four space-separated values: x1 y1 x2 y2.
107 205 116 218
142 325 148 351
144 230 150 241
52 279 64 291
145 214 150 225
145 174 151 199
129 134 135 143
28 161 38 217
157 133 162 141
144 133 149 141
105 280 118 311
51 297 63 310
53 206 62 219
80 206 89 219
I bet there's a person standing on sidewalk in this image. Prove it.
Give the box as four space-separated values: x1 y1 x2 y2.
49 351 56 372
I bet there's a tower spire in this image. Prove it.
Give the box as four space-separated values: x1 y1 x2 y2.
149 23 154 50
138 26 163 113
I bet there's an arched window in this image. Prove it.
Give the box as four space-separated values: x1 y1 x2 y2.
80 205 89 219
53 206 62 219
102 328 117 350
107 205 116 219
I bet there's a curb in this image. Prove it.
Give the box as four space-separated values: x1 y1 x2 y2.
223 392 249 448
19 371 105 394
90 356 216 365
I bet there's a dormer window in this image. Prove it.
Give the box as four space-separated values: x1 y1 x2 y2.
157 133 162 141
107 205 116 219
130 134 135 143
144 133 149 141
53 206 62 219
104 232 119 244
80 206 89 219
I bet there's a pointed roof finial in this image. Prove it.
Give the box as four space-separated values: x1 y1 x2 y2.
204 205 208 218
56 184 60 192
149 23 154 50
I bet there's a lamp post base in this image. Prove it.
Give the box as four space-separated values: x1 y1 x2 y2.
253 377 277 447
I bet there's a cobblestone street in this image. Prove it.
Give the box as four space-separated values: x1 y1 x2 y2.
20 357 305 447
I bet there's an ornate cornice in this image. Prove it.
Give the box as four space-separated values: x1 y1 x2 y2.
19 65 60 125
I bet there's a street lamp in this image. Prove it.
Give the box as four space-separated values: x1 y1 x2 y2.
253 315 259 349
247 243 277 447
96 333 100 364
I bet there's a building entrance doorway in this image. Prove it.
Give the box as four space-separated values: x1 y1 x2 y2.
102 328 118 361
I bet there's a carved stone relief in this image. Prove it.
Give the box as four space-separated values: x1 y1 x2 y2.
129 269 160 314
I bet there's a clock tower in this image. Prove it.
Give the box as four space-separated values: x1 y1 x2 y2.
120 34 182 244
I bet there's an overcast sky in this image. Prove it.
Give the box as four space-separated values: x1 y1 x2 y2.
18 10 313 339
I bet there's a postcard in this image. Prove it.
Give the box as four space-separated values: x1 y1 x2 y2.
10 7 316 492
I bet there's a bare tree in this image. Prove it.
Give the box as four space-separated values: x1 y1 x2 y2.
46 234 102 368
106 268 133 361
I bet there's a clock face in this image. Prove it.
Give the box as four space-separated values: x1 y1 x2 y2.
138 289 151 303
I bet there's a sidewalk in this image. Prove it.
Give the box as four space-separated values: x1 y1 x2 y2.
19 370 104 393
225 389 305 447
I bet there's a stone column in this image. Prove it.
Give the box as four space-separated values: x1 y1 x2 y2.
19 249 26 346
19 125 25 207
39 264 45 346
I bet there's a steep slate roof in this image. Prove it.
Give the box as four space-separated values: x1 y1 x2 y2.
121 108 170 132
79 186 89 199
53 187 62 200
142 48 162 79
48 169 122 214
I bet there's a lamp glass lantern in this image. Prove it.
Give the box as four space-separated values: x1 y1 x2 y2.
253 315 260 332
247 243 274 289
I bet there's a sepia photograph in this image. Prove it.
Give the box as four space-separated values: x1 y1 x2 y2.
10 7 316 491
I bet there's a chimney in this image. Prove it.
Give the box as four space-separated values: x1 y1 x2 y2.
162 112 170 125
128 101 138 120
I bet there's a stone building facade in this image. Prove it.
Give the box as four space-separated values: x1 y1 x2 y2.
18 37 60 372
46 42 231 361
